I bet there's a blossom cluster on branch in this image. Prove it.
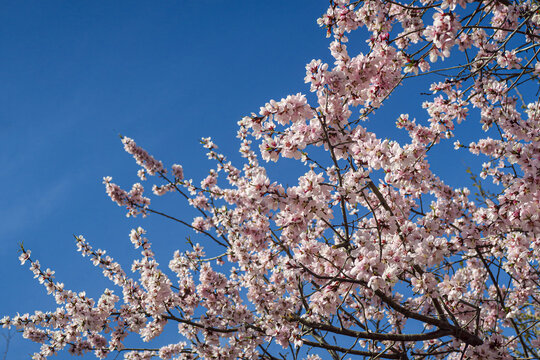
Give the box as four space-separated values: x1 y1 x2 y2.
3 0 540 359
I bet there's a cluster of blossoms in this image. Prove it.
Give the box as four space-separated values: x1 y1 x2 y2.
3 1 540 359
103 176 150 217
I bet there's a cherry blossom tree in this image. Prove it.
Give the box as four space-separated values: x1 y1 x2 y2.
3 0 540 359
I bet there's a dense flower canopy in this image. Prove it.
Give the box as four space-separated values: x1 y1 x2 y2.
2 0 540 359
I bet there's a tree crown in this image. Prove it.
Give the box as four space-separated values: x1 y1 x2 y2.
2 1 540 359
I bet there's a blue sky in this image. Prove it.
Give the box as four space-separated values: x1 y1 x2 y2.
0 1 492 358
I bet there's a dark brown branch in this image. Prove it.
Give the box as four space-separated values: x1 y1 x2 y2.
290 313 452 342
302 339 404 359
144 207 229 247
163 313 239 334
1 330 12 360
297 264 483 346
316 110 351 244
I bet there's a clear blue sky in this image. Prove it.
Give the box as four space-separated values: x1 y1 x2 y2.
0 1 488 358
